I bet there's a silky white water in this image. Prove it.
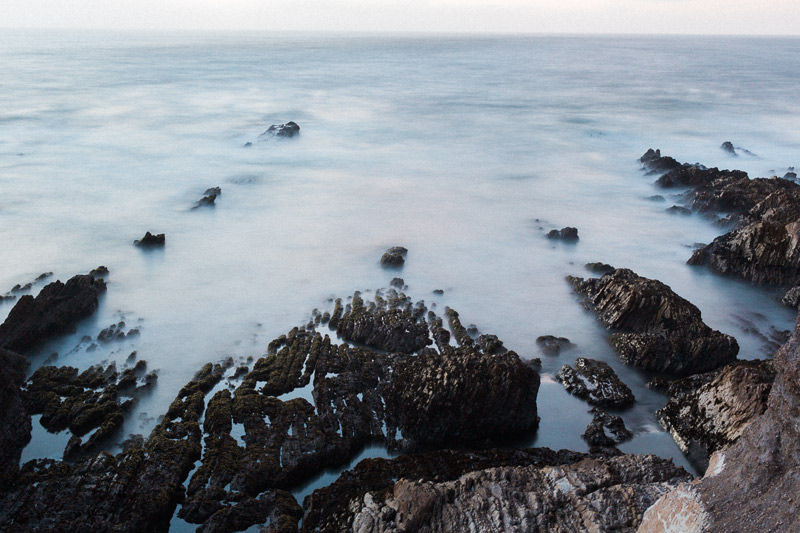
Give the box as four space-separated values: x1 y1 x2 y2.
2 31 800 483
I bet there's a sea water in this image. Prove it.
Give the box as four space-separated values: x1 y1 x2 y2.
2 31 800 487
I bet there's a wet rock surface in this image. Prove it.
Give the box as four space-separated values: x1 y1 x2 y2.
379 247 406 268
640 312 800 532
259 121 300 138
782 285 800 308
0 274 106 354
0 362 227 532
568 268 738 376
585 261 615 274
557 357 635 409
582 408 633 447
654 359 775 472
194 193 217 208
134 231 166 247
305 448 689 532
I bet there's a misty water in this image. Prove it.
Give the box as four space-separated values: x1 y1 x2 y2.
3 30 800 518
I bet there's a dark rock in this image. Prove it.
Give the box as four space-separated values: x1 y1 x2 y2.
666 205 692 215
259 121 300 138
640 312 800 532
380 252 404 268
655 359 775 472
721 141 736 155
204 187 221 196
89 266 109 277
556 357 635 409
306 447 689 533
782 286 800 308
568 268 738 376
655 165 748 189
385 346 539 448
476 333 506 354
585 262 615 274
639 148 682 174
0 294 16 304
546 226 579 240
243 141 252 148
387 246 408 256
785 171 798 181
582 408 633 446
536 335 572 355
432 289 444 295
193 194 216 208
0 274 106 354
389 277 404 288
0 349 31 488
647 194 666 202
134 232 165 247
335 292 431 353
35 272 53 281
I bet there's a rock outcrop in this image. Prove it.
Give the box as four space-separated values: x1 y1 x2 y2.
536 335 572 355
134 232 165 247
0 349 30 488
639 312 800 532
0 274 106 354
557 357 635 409
379 247 407 268
569 268 738 376
583 408 633 447
304 448 690 532
259 121 300 138
546 226 579 240
654 359 775 472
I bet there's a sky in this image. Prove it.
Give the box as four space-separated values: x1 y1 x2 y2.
3 0 799 35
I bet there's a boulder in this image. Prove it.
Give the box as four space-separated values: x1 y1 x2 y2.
556 357 635 409
0 274 106 354
536 335 572 355
193 194 216 208
568 268 738 376
720 141 736 155
582 408 633 447
547 226 579 240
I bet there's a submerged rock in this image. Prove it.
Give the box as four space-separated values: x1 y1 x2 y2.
666 205 691 215
89 266 109 277
0 274 106 354
380 246 407 268
305 448 689 532
193 194 216 208
655 359 775 472
134 232 165 247
556 357 635 409
536 335 572 355
546 226 579 240
721 141 736 155
259 121 300 138
585 261 615 274
568 268 738 376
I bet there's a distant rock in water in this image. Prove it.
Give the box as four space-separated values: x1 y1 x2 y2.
193 193 216 208
666 205 691 215
721 141 736 155
582 408 633 447
390 277 404 288
380 246 407 268
0 274 106 354
585 262 615 274
546 226 579 241
568 268 738 376
89 266 109 277
258 121 300 139
134 232 165 247
646 194 666 202
639 148 682 174
557 357 635 409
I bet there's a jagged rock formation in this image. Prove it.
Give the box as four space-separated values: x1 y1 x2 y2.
640 148 800 285
557 357 635 409
0 274 106 353
568 268 738 376
0 362 231 532
653 359 775 472
304 448 689 532
536 335 572 355
639 312 800 532
546 226 579 240
134 231 165 247
583 408 633 447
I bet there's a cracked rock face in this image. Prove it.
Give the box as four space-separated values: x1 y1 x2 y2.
557 357 635 409
640 311 800 532
655 359 775 472
0 274 106 354
337 453 689 533
568 268 738 376
0 349 30 487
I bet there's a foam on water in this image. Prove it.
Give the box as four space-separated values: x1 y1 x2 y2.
2 30 799 486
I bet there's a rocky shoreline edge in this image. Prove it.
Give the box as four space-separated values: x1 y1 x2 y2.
1 147 799 531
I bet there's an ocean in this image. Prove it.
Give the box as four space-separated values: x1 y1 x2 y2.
2 30 799 509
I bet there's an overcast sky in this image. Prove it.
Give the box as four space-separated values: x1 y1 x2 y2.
3 0 799 35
